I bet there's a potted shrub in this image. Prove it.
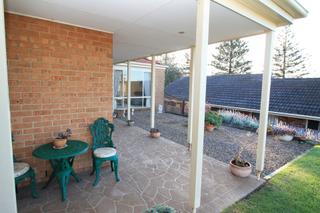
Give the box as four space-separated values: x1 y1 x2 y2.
127 119 135 126
205 111 223 132
145 205 176 213
229 147 252 177
272 122 296 142
53 128 72 149
150 128 161 138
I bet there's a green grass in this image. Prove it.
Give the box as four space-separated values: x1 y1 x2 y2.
223 145 320 213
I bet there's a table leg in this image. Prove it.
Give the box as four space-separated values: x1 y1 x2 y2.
42 171 55 189
68 157 82 182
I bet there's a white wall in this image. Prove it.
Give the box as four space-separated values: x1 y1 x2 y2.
0 1 17 212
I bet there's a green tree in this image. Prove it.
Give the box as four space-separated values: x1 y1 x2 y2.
160 54 183 86
273 26 308 78
212 39 252 74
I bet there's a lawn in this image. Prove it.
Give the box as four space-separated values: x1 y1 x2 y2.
223 145 320 213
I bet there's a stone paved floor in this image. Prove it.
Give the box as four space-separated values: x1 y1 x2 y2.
17 120 264 213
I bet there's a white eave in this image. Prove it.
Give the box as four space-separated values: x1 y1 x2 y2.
5 0 308 63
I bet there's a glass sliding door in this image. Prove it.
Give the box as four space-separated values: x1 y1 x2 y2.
113 65 151 109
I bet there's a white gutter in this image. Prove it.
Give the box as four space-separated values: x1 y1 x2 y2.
272 0 308 18
209 103 320 121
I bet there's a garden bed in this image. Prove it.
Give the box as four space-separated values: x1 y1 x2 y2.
125 111 314 176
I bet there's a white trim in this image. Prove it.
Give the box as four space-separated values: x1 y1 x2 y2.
187 47 195 146
256 31 275 178
127 61 131 121
150 56 156 129
189 0 210 210
5 11 114 34
0 3 17 213
208 104 320 121
115 61 166 70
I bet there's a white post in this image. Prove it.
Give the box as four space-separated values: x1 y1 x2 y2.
189 0 210 210
187 47 195 150
127 61 131 122
256 31 275 179
0 1 18 212
150 56 156 129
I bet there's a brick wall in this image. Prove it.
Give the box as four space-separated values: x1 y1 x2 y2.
155 68 165 111
6 13 113 181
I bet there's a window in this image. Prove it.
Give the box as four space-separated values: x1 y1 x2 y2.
113 65 151 109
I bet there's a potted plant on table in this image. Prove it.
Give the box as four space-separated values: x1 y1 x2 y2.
53 128 72 149
272 122 296 142
150 128 161 138
229 146 252 177
205 111 223 132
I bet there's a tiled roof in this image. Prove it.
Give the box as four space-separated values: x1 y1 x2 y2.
164 74 320 117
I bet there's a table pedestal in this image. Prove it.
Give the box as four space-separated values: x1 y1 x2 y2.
43 157 81 201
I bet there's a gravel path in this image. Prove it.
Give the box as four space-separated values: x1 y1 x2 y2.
123 110 313 176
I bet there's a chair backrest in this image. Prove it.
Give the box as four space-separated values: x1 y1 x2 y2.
90 117 114 150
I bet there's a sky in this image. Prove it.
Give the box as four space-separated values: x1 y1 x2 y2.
170 0 320 77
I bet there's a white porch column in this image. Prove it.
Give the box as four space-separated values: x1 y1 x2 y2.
189 0 210 210
256 31 275 178
150 56 156 129
0 1 18 212
127 61 131 122
187 47 195 150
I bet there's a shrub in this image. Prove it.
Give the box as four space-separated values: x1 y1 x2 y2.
145 205 176 213
219 110 259 130
271 122 296 136
205 111 223 128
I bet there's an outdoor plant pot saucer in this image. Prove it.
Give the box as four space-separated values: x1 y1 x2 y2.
229 160 252 177
127 120 134 126
278 134 294 142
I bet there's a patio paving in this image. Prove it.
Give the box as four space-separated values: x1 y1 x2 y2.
17 120 264 213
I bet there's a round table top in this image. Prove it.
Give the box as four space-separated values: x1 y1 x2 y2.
32 140 89 160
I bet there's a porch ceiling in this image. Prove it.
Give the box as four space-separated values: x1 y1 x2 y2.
5 0 306 63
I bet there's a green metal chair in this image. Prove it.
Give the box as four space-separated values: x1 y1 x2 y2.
90 118 120 186
14 156 38 198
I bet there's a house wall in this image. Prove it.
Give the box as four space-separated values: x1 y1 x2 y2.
6 13 113 181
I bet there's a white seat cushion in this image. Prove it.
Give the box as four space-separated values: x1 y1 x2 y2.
94 147 117 158
14 162 30 178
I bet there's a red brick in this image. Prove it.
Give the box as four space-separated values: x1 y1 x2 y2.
7 13 113 182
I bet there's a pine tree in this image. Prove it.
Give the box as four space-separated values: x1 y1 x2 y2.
211 39 252 74
160 54 183 86
273 26 308 78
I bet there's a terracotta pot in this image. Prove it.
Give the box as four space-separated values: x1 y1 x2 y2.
205 124 215 132
53 138 67 148
229 160 252 177
278 134 294 142
150 131 161 138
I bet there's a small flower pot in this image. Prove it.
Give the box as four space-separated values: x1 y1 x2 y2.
53 138 67 149
205 124 216 132
150 128 160 138
127 120 135 126
229 160 252 177
150 131 161 138
278 134 294 142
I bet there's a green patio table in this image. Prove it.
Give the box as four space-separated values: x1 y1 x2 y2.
32 140 89 201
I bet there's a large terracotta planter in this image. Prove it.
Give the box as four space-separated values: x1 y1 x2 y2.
278 134 294 142
229 160 252 177
53 138 67 149
205 124 216 132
